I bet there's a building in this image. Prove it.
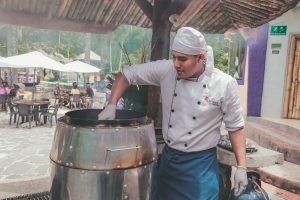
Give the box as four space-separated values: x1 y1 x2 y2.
239 3 300 120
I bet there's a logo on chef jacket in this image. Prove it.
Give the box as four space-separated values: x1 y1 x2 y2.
203 96 221 106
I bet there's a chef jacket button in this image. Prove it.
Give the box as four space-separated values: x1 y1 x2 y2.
169 124 172 128
184 144 188 147
197 101 201 105
174 93 177 97
167 140 171 143
203 84 206 88
171 109 175 112
193 116 196 120
188 131 192 135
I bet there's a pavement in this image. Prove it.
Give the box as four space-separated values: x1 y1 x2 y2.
0 110 67 182
0 110 299 199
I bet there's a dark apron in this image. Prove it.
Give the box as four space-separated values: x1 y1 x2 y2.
156 145 219 200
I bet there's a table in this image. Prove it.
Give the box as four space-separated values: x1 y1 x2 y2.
14 100 50 124
14 100 49 107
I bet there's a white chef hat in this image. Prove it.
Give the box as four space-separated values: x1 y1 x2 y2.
172 27 207 55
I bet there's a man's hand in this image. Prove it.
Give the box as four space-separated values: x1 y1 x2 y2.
234 166 248 196
98 104 116 120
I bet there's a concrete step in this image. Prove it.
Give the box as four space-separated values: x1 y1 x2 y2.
262 181 300 200
257 161 300 195
245 120 300 164
247 117 300 138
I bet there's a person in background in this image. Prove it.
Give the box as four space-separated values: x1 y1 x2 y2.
98 27 247 200
81 83 94 108
70 82 80 95
86 84 94 98
54 82 61 97
9 84 20 100
54 82 68 106
0 78 7 95
0 78 7 111
69 82 80 108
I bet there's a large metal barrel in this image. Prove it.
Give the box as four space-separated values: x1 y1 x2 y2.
50 109 157 200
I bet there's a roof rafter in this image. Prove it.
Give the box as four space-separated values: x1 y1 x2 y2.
0 10 116 34
134 0 153 21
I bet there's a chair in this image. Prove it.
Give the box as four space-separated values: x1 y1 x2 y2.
7 100 18 125
54 93 62 107
16 104 37 128
70 94 82 109
38 98 50 124
0 94 7 111
39 104 59 127
85 97 93 108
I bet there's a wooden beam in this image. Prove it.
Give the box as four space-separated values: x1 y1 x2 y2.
47 0 58 19
0 10 117 34
161 0 192 21
134 0 153 21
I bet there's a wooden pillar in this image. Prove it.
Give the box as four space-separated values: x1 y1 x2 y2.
147 0 173 126
135 0 192 126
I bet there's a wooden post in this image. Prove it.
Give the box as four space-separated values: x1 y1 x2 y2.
283 35 296 117
135 0 192 126
147 0 173 126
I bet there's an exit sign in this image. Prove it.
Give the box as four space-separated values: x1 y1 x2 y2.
270 26 287 35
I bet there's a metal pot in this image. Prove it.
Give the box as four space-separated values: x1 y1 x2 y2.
50 109 157 200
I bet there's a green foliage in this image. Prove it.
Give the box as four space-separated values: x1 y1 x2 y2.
60 79 68 83
105 25 152 73
204 32 246 78
48 77 56 82
213 47 228 73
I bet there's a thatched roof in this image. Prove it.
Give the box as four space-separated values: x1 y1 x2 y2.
0 0 299 34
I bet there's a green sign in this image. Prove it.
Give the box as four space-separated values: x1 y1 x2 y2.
271 43 282 49
270 26 287 35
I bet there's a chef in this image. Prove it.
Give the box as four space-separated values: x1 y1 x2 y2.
98 27 247 200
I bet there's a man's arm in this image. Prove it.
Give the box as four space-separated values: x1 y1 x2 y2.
98 72 129 120
108 72 129 105
228 128 246 167
229 128 248 196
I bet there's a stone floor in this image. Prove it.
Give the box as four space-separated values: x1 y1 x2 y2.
0 110 67 182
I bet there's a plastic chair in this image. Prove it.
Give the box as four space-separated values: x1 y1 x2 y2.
70 94 81 109
0 94 7 111
38 98 50 124
7 100 18 125
39 104 59 127
16 104 37 128
54 93 62 107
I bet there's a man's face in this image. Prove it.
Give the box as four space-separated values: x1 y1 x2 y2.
172 51 204 79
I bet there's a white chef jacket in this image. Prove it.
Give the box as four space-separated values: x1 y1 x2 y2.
122 59 244 152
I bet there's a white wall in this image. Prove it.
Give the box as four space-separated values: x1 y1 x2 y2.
238 47 249 117
261 4 300 118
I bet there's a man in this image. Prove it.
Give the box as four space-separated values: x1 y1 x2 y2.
98 27 247 199
54 82 61 97
86 84 94 98
71 82 80 95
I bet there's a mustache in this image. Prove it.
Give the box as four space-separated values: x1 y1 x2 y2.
176 66 184 72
